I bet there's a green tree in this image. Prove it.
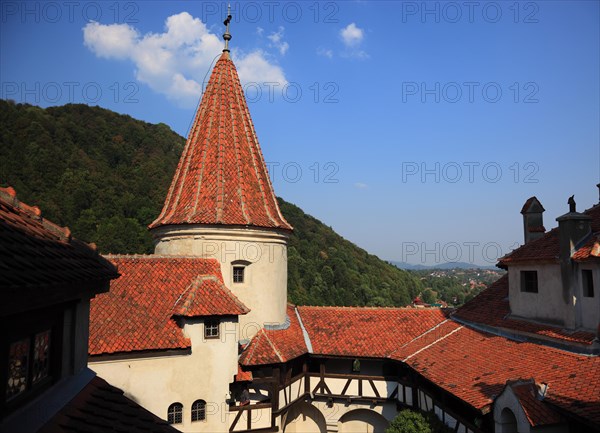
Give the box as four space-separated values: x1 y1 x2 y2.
387 410 432 433
387 410 453 433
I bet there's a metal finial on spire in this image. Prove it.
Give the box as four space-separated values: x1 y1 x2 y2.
223 4 232 52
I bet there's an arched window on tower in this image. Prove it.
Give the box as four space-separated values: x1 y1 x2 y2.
167 402 183 424
191 399 207 422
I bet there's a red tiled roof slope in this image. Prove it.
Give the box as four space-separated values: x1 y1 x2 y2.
0 186 118 315
173 275 249 317
453 275 596 345
512 382 562 426
298 306 451 358
240 305 307 366
400 325 600 425
39 376 180 433
149 52 291 231
89 256 244 355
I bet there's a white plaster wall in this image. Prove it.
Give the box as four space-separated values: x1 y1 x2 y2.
508 264 574 327
89 319 240 433
576 265 600 330
152 225 289 336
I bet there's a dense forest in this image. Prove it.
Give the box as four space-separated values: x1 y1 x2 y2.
0 100 425 307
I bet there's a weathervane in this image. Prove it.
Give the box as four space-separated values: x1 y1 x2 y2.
223 3 232 52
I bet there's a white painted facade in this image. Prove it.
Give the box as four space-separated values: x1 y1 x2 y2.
508 262 599 331
152 224 289 335
90 318 240 433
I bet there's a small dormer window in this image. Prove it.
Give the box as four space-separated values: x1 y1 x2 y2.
233 266 245 283
582 270 594 297
204 319 220 339
521 271 538 293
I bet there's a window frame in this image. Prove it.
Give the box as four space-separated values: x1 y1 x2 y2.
167 402 183 424
232 266 245 284
520 270 539 293
582 269 595 298
204 319 220 339
191 399 207 422
2 306 63 415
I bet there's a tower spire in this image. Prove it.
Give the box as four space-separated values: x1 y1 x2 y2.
223 4 232 53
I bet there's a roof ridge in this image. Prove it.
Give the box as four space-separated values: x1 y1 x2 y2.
0 186 72 242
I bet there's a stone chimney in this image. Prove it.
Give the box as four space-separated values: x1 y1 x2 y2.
521 197 545 244
556 195 592 306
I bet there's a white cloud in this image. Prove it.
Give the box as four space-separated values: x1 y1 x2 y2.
83 12 287 108
267 26 289 55
354 182 368 189
256 27 264 36
340 23 364 47
317 47 333 59
235 50 287 86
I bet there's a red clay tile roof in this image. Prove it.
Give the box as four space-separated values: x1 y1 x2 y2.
500 203 600 266
39 376 180 433
89 256 247 356
240 305 307 366
149 52 292 232
172 275 249 317
399 324 600 426
298 306 451 358
240 306 451 365
453 275 597 346
235 365 253 382
511 381 562 426
0 186 118 315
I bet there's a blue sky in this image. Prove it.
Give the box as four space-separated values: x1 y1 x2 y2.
1 1 599 266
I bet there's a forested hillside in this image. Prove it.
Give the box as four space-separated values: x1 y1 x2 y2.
0 100 423 306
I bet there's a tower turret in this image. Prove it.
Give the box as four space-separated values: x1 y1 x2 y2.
149 15 292 335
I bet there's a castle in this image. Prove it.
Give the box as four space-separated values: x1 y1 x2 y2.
2 15 599 433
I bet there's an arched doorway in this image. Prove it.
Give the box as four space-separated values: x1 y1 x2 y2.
338 409 389 433
283 402 327 433
499 408 518 433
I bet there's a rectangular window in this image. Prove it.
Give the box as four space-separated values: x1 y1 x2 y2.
204 320 219 339
233 266 245 284
6 339 30 401
582 270 594 297
6 329 53 402
521 271 538 293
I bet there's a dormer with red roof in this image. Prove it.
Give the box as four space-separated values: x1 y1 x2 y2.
499 189 600 333
148 22 291 334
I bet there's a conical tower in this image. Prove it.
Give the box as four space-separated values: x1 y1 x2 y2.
150 15 291 334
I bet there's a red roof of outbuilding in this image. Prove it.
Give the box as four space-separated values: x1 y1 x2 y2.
39 376 180 433
240 305 307 366
89 256 248 356
298 306 451 358
173 275 249 317
453 275 597 346
0 186 118 316
149 52 291 232
511 381 562 427
398 324 600 426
